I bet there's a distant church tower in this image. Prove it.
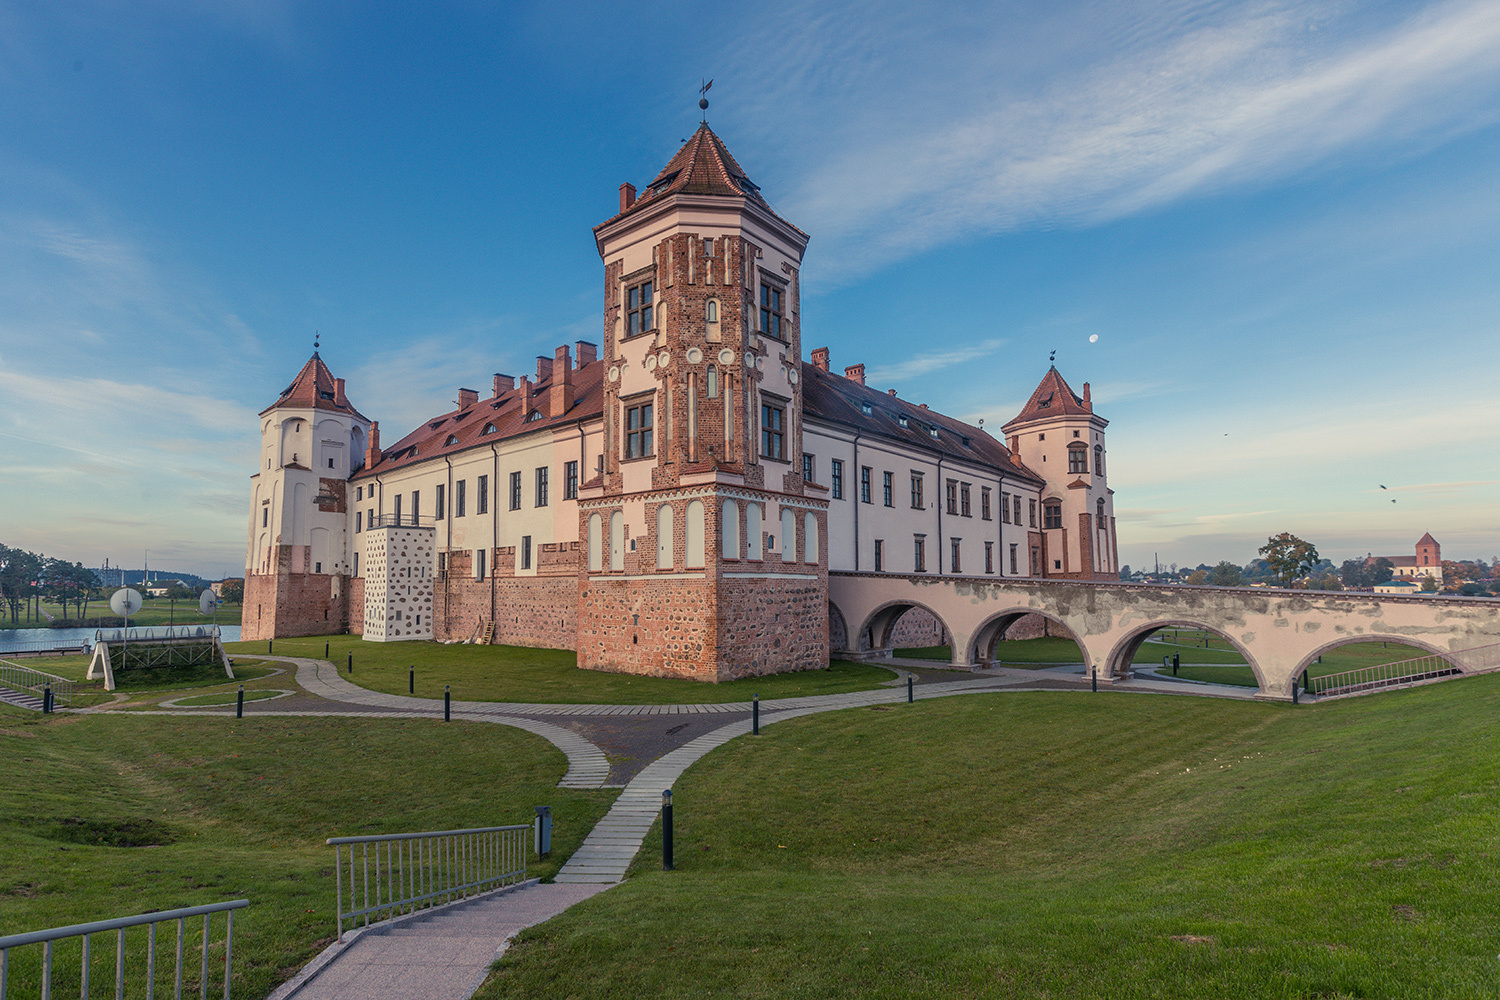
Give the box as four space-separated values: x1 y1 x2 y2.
243 351 370 640
577 122 829 680
1002 367 1118 580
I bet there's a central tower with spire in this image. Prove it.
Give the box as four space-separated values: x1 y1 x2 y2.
577 121 828 680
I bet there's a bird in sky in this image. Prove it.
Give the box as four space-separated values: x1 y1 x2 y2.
1380 484 1388 490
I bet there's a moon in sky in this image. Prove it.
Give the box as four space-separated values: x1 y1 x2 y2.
1088 334 1099 343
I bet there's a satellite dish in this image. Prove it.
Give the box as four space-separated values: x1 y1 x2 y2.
199 590 220 615
111 588 143 617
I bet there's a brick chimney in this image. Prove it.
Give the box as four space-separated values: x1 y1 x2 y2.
919 403 928 409
366 422 380 469
620 183 636 213
536 355 553 382
334 378 347 406
575 341 598 368
519 376 533 415
888 389 898 396
811 347 830 372
1082 382 1091 409
844 364 865 385
492 373 514 397
458 387 478 409
550 345 574 415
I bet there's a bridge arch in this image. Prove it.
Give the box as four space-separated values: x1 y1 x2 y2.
856 600 950 655
828 600 851 654
1285 634 1452 695
968 608 1090 670
1104 619 1263 689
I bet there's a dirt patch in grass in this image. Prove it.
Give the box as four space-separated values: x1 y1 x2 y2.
19 816 180 848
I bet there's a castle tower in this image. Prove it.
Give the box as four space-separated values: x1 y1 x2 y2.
577 123 829 680
1002 367 1117 579
243 352 370 639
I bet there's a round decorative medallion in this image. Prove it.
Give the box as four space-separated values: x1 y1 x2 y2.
645 355 657 371
718 348 735 366
686 347 703 364
788 368 799 384
607 366 620 383
755 356 766 370
657 351 671 368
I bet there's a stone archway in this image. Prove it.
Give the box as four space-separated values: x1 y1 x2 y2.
1105 620 1263 689
828 600 850 655
968 608 1088 669
856 600 951 657
1284 634 1453 697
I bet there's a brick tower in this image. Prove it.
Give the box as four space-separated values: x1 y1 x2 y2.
577 124 829 680
243 351 370 639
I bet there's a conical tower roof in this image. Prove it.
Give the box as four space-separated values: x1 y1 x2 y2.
1002 367 1095 431
260 352 368 421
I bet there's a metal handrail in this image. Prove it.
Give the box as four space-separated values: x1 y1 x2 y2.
0 899 248 1000
0 661 73 707
1310 641 1500 699
93 626 221 644
328 825 529 941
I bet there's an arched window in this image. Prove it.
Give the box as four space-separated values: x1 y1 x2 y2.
587 514 602 571
657 504 675 570
780 508 796 562
721 499 739 559
747 503 762 559
482 423 497 436
1094 444 1103 476
686 500 705 568
444 434 459 446
706 299 718 323
609 511 624 571
1043 500 1063 530
1097 497 1106 526
1068 444 1088 474
804 512 818 565
706 365 718 398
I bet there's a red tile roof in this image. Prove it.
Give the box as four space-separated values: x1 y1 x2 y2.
261 353 369 421
801 363 1045 486
1417 532 1439 547
1003 367 1093 430
352 359 604 480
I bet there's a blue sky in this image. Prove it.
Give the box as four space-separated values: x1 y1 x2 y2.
2 0 1497 579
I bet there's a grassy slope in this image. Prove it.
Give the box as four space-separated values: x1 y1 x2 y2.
0 713 616 998
482 677 1500 999
228 635 897 704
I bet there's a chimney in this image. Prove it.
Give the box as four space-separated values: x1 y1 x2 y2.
1082 382 1091 409
519 376 533 415
844 364 865 385
888 389 898 396
550 345 574 415
811 347 830 372
366 422 380 469
493 373 514 397
458 387 478 409
574 341 598 368
334 378 346 405
620 183 636 213
919 403 928 409
536 355 553 382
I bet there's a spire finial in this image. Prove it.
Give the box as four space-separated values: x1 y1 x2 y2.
1048 349 1056 365
314 331 320 354
699 78 713 123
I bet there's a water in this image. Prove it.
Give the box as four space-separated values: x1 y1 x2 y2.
0 625 243 654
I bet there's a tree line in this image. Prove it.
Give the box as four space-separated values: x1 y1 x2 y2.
0 544 104 624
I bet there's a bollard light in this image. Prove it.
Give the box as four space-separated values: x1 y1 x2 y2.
347 652 352 674
534 805 552 856
409 666 415 694
236 684 244 719
445 684 451 722
1092 668 1098 692
325 641 330 658
907 675 914 703
752 693 759 735
662 789 674 871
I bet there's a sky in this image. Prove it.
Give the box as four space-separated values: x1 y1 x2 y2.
1 0 1498 579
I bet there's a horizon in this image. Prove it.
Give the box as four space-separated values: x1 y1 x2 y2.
2 2 1498 578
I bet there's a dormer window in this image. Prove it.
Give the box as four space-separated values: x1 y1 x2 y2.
445 434 459 446
929 427 939 439
861 402 872 416
898 415 908 428
319 390 336 401
526 410 543 423
482 422 497 436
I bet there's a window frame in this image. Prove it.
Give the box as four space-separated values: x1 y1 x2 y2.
914 535 926 573
564 460 579 500
455 480 465 518
1043 500 1063 530
435 483 446 520
873 538 884 572
883 471 893 507
759 282 785 340
910 473 924 510
625 401 655 460
509 471 522 511
625 279 655 338
981 487 991 521
802 453 814 483
477 474 488 515
961 482 972 518
830 459 844 500
946 479 958 516
1068 444 1088 475
860 466 872 504
535 466 549 507
760 401 786 461
950 537 961 574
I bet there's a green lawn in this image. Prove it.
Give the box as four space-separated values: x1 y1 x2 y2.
1 654 280 709
228 635 898 703
481 675 1500 999
0 600 243 629
1171 642 1432 688
0 712 617 998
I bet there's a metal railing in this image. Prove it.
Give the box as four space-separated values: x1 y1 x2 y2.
364 514 438 529
328 825 529 941
0 899 247 1000
0 661 73 708
93 626 221 644
1310 641 1500 699
0 639 89 656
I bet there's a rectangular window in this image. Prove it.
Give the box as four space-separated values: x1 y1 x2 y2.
985 541 994 574
1010 543 1018 574
356 486 363 501
1028 498 1037 527
946 479 958 515
536 466 549 507
1044 502 1063 529
1069 447 1088 474
760 284 784 339
1013 494 1022 524
981 487 992 521
761 403 785 460
802 453 814 483
476 549 486 580
438 552 447 575
1000 491 1010 523
883 471 893 507
435 484 446 520
911 473 924 510
626 403 654 459
411 491 420 523
393 494 402 525
367 508 374 530
951 538 961 573
355 510 362 532
521 535 532 570
510 471 522 510
914 536 926 573
874 539 884 572
564 461 579 500
477 475 488 514
626 280 654 337
830 459 844 500
455 480 466 518
860 466 872 504
961 483 972 518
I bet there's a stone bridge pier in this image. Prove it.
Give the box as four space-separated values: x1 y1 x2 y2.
828 572 1500 701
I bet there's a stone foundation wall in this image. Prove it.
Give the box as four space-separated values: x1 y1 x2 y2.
577 576 717 680
437 571 576 649
887 607 946 648
241 556 352 641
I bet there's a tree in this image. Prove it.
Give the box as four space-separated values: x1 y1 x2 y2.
1258 533 1320 586
1186 569 1208 585
1368 557 1395 585
1420 575 1439 593
1208 561 1244 587
1340 558 1368 588
219 579 244 603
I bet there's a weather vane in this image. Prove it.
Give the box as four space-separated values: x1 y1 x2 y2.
314 331 320 352
1049 349 1056 364
699 78 713 123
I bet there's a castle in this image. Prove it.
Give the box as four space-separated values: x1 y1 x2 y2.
243 124 1119 680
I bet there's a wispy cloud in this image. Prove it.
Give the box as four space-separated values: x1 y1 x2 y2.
865 338 1006 383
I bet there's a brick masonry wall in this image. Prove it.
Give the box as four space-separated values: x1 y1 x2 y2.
887 607 946 647
241 549 352 640
435 570 577 649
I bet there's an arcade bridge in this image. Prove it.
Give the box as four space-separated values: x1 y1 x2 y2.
828 573 1500 700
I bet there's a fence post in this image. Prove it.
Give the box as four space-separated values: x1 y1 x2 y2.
43 684 52 713
662 789 674 871
752 694 759 735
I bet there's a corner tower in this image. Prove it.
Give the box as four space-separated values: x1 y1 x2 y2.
243 352 370 639
578 124 829 680
1002 367 1118 579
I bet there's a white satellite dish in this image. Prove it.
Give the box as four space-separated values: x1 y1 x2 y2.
199 590 219 615
110 588 143 617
